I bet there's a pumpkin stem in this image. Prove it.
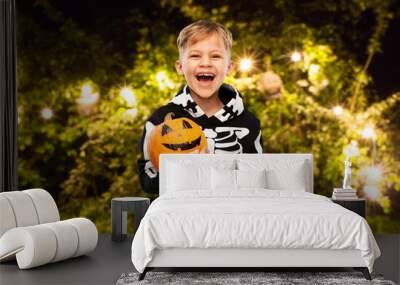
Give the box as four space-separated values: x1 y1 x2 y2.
164 112 175 121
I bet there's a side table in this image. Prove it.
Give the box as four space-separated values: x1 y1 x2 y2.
111 197 150 242
332 198 366 218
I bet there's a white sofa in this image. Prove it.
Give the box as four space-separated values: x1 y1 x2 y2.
0 188 98 269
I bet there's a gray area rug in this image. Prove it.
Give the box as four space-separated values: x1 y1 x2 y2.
116 271 396 285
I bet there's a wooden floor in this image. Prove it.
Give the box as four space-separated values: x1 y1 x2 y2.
0 234 399 285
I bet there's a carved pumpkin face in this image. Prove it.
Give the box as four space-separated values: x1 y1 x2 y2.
148 114 208 170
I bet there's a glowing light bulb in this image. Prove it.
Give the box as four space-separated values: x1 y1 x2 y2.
76 84 99 115
363 166 383 184
78 83 99 105
309 64 320 77
332 106 344 116
120 87 136 106
290 51 301 62
156 71 175 90
124 108 138 118
77 92 99 105
81 84 92 96
361 126 376 139
41 108 54 120
363 185 380 200
239 58 253 72
156 71 166 83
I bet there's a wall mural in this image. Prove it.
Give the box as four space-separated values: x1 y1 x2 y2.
15 1 400 233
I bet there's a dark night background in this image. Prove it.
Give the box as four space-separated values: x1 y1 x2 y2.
16 0 400 101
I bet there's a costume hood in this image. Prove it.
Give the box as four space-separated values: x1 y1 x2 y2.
169 83 245 123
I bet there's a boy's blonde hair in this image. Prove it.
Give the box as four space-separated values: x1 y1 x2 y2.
177 20 233 58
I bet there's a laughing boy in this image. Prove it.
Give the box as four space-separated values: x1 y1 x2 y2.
138 20 263 194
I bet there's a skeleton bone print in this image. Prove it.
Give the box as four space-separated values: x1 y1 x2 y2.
203 127 250 153
137 83 262 194
170 84 244 122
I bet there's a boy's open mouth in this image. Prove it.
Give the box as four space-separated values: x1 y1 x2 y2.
196 73 215 82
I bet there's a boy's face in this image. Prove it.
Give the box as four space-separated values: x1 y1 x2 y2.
175 33 233 100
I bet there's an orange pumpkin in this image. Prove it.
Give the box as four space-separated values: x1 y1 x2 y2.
148 113 208 170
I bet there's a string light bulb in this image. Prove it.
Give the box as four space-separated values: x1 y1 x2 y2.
290 51 302 62
76 83 99 115
309 64 320 78
332 106 344 116
361 125 376 140
156 71 175 90
363 166 383 184
360 165 384 201
81 84 92 96
124 108 138 118
77 93 98 105
41 108 54 120
363 185 380 200
120 87 136 106
156 71 166 82
239 58 253 72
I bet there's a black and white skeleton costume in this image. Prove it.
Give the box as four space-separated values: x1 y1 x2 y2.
137 83 263 194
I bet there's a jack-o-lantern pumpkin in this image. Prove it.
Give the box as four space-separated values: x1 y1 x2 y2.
148 113 208 170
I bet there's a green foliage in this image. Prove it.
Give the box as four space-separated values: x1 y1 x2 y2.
17 0 399 233
367 215 400 234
